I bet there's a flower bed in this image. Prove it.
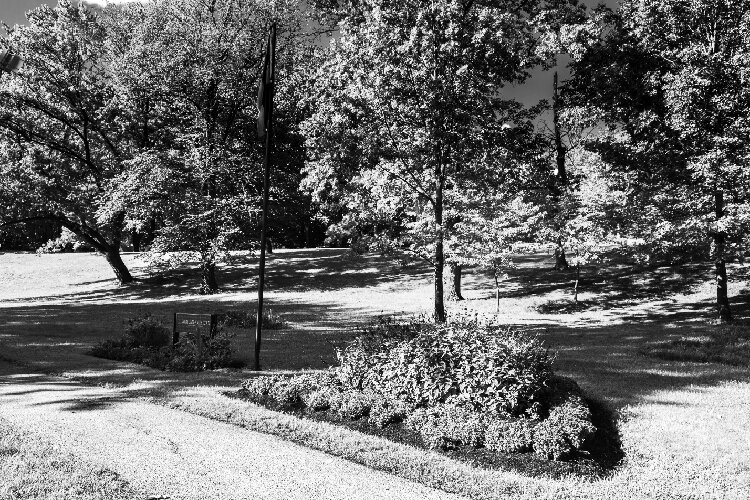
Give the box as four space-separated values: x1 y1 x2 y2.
236 318 614 476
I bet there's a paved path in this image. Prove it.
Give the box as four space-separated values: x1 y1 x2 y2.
0 361 461 500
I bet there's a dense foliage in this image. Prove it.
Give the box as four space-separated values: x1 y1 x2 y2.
241 318 595 461
90 313 241 371
336 320 553 417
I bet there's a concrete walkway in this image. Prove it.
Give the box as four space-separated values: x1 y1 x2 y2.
0 361 461 500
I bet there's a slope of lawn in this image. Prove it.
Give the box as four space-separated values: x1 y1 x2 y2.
0 417 141 500
1 248 749 499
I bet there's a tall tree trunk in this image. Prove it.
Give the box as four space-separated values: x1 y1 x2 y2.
553 70 567 187
554 241 569 271
450 263 464 301
714 190 732 322
574 261 580 303
201 260 218 294
552 69 570 271
494 272 500 313
104 247 133 284
434 160 446 323
132 229 141 253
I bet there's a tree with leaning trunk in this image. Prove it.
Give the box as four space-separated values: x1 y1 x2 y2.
303 0 540 322
0 1 140 283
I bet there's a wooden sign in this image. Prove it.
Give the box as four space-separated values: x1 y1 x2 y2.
173 313 217 345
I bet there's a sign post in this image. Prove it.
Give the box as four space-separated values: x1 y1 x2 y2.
173 313 217 357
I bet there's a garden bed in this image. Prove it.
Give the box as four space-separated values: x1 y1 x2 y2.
228 386 620 479
231 317 623 479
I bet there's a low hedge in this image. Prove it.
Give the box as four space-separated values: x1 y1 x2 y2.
89 313 242 371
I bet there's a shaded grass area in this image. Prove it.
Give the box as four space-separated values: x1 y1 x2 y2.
226 388 623 481
0 418 141 500
640 324 750 366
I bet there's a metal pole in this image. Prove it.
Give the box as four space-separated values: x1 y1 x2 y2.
255 23 276 371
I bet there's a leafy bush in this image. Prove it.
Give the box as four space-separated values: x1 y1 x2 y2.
36 228 94 254
303 386 342 412
368 397 410 428
335 390 375 420
241 376 281 405
125 314 171 348
485 419 536 453
405 404 485 450
337 319 553 417
242 373 338 410
90 314 241 371
533 378 596 460
217 309 284 330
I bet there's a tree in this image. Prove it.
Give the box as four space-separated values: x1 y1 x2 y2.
303 0 540 322
0 1 139 283
451 193 543 312
532 0 603 270
567 0 750 321
97 0 308 292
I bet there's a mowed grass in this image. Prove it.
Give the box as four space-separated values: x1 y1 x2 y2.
0 418 141 500
1 249 750 498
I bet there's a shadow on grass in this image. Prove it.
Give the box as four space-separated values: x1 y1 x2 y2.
1 249 749 483
6 249 432 304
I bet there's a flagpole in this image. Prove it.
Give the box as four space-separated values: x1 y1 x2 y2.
255 22 276 371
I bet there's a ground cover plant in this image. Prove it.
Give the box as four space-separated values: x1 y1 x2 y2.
640 323 750 366
90 313 243 371
236 317 615 477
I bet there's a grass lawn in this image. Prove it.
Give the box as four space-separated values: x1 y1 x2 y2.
0 417 141 500
1 248 750 498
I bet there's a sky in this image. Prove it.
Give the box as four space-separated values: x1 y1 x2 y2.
2 0 619 108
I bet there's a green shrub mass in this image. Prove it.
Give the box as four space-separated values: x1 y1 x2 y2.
336 391 375 420
484 419 536 453
337 320 553 417
406 404 485 449
240 319 597 462
90 314 241 371
533 378 597 460
368 397 410 429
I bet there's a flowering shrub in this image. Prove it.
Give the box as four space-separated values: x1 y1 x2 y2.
337 320 553 417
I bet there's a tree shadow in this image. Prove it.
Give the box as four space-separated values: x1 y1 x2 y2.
2 249 432 303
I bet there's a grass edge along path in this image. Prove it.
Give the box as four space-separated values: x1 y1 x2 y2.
0 417 144 500
159 387 599 500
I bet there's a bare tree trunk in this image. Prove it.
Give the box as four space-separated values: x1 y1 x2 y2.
434 160 446 323
104 248 133 284
551 69 570 272
554 242 569 271
553 70 568 187
201 260 218 294
450 263 464 301
132 229 141 253
714 190 732 322
494 272 500 313
574 261 580 303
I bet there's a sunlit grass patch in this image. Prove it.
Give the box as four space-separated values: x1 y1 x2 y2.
0 418 140 500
